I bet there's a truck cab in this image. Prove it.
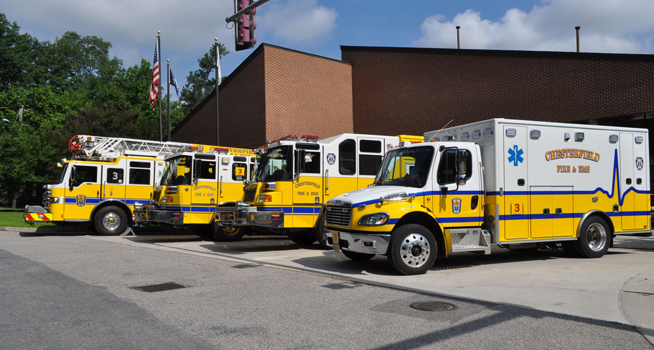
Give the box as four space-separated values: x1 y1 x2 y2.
134 147 257 240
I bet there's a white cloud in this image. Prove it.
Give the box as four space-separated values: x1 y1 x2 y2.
0 0 237 67
414 0 654 53
258 0 337 44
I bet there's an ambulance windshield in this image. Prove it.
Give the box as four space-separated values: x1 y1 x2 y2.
255 146 293 182
162 156 192 186
374 146 434 188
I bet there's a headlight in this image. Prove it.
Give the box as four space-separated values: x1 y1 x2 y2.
358 213 390 226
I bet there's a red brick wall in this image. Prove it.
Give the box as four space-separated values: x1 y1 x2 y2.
342 48 654 136
219 50 266 149
264 46 353 141
171 96 219 145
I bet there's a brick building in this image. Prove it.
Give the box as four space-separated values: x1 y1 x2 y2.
172 44 654 149
171 44 353 149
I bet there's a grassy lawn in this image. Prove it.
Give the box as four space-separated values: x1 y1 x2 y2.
0 211 56 228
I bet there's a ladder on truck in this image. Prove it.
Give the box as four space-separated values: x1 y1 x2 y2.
68 135 194 160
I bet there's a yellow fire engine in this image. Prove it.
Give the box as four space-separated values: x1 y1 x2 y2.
24 135 207 235
133 146 258 240
214 134 422 246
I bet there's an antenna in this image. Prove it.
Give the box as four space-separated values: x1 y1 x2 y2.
428 119 454 141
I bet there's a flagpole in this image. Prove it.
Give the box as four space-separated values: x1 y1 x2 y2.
157 31 163 142
215 38 221 145
167 59 171 141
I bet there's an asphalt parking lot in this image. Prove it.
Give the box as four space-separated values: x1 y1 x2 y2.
1 227 653 349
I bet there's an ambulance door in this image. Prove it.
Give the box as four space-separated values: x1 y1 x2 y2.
619 133 635 230
64 164 101 221
102 162 126 204
357 138 385 189
434 147 481 227
126 160 154 204
293 145 322 227
503 126 529 240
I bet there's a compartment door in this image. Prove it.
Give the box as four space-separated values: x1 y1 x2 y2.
530 187 552 238
619 133 635 230
633 133 649 230
503 126 529 240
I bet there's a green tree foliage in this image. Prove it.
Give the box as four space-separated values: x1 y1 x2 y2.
0 13 162 207
179 42 229 116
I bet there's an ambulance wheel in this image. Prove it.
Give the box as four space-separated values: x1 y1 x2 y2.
342 250 375 262
289 231 317 245
94 206 128 236
211 222 248 242
573 216 610 258
388 224 436 275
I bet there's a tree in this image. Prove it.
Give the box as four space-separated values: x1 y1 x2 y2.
179 42 229 116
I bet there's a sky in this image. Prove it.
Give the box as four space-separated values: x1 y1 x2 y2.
1 0 653 101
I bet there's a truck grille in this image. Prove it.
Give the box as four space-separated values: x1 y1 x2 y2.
244 186 257 203
325 205 352 227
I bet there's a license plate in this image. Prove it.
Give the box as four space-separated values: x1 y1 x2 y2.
332 231 340 251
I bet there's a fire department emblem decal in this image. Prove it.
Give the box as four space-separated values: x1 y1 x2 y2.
327 153 336 165
452 198 462 214
76 195 87 207
636 157 644 170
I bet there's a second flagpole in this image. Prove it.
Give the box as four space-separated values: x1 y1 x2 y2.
167 59 171 141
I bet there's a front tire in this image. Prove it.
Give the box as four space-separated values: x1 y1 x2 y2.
211 221 249 242
388 224 437 275
573 216 610 258
342 250 375 262
94 206 128 236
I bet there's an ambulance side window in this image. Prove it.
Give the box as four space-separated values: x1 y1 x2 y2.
339 139 356 175
302 152 320 174
106 168 124 184
129 161 152 185
232 162 247 181
198 161 216 180
437 149 472 185
73 166 97 187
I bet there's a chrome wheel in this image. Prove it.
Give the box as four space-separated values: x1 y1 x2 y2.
400 233 431 268
102 212 121 231
585 222 607 252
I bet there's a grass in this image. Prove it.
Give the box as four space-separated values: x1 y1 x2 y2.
0 211 56 228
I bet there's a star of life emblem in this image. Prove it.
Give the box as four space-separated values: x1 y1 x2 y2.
452 198 461 214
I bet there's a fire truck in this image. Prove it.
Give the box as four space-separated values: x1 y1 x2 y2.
24 135 204 235
214 134 423 245
324 119 650 274
133 146 258 240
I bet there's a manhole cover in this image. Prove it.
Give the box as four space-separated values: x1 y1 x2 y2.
410 301 457 311
130 282 186 293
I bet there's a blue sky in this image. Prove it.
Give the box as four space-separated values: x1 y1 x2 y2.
2 0 653 100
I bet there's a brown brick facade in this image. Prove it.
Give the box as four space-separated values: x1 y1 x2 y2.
172 44 353 149
341 47 654 136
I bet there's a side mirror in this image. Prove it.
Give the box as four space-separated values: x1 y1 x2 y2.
69 166 76 191
192 159 200 184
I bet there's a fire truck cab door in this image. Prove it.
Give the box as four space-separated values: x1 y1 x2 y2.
64 164 101 221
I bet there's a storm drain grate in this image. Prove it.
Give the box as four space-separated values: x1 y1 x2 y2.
130 282 186 293
410 301 457 312
432 265 472 271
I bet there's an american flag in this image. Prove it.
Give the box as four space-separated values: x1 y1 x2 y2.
149 40 160 110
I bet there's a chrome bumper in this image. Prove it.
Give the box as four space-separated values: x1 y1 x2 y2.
214 203 284 229
133 202 184 226
325 229 391 255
